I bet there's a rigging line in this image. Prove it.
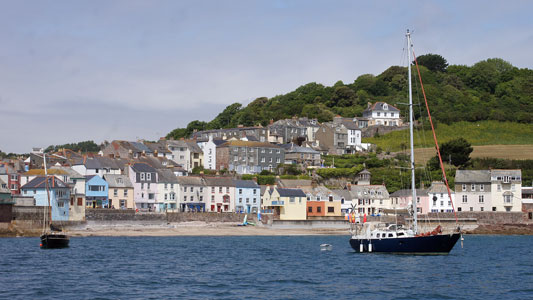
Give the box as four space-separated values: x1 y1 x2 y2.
412 50 459 225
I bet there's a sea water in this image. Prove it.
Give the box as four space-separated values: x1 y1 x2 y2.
0 235 531 300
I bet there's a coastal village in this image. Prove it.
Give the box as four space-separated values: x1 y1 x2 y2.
0 101 532 233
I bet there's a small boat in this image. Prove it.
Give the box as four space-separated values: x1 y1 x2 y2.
40 153 70 249
320 244 333 251
349 30 461 254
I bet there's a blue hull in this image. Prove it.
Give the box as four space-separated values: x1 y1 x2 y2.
350 233 460 254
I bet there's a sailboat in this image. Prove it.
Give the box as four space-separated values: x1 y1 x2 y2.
349 30 461 253
40 152 70 249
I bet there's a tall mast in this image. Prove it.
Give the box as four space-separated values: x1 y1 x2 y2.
44 153 52 228
407 30 418 234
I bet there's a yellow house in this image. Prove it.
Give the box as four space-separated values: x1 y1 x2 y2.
262 187 307 220
103 174 135 209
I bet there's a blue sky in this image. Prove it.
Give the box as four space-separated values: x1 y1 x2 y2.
1 0 532 153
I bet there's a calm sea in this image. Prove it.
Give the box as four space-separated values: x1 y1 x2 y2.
0 235 531 300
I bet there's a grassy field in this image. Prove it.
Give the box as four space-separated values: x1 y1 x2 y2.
364 121 533 152
412 145 533 164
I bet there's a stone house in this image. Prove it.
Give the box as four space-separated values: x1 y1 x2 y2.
177 176 206 212
216 140 284 174
454 170 492 212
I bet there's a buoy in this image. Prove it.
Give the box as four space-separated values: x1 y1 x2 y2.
39 244 42 247
368 243 372 252
359 243 364 252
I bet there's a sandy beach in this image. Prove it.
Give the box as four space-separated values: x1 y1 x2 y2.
68 221 351 237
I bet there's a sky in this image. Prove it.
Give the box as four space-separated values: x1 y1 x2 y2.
1 0 532 153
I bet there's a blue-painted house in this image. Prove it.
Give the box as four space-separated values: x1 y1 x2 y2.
85 175 109 208
234 180 261 213
20 176 70 221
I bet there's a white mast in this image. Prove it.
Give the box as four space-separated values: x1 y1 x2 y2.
407 30 418 234
43 152 52 231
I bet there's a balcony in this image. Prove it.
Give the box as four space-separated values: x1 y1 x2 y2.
271 200 285 206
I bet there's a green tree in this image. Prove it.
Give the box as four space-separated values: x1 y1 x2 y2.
436 138 473 168
415 54 448 72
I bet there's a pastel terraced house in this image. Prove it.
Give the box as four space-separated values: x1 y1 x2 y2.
204 177 235 212
21 176 70 221
104 174 134 209
128 163 158 211
156 169 179 212
234 179 261 213
85 175 109 208
262 187 307 220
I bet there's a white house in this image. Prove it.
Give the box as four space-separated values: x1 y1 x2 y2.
362 102 403 126
428 181 456 213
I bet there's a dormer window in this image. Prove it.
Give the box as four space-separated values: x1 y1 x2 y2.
146 173 151 181
140 173 145 180
383 104 388 110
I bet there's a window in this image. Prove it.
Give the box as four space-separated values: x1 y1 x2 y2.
120 200 126 208
211 195 215 202
239 189 242 195
164 194 168 200
492 207 496 211
462 184 466 191
140 173 145 180
219 187 222 193
440 201 444 206
124 189 128 197
147 173 151 181
147 183 150 189
200 187 203 193
141 183 144 190
239 198 243 203
471 184 475 191
470 207 473 211
114 189 118 197
58 201 65 208
190 196 194 201
276 149 280 154
290 197 295 203
328 207 334 213
184 196 187 201
253 198 257 203
308 206 313 213
480 207 484 212
497 184 502 192
199 196 203 202
164 184 168 189
261 157 265 163
480 184 484 191
77 198 83 206
504 195 512 203
226 187 229 193
317 206 321 213
253 189 257 195
462 195 468 203
148 193 154 200
276 158 280 163
211 187 215 193
479 195 484 203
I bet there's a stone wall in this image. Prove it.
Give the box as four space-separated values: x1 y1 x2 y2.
167 212 252 223
0 204 13 223
362 125 408 138
425 212 525 225
85 209 253 223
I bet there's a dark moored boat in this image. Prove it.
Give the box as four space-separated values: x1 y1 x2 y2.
40 232 70 249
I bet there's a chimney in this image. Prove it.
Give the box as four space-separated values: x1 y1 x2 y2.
269 119 274 125
367 102 372 108
347 182 352 191
333 115 342 124
237 124 244 128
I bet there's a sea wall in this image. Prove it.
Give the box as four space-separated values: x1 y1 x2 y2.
425 212 525 225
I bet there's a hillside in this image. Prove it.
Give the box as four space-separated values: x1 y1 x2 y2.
167 55 533 139
364 121 533 152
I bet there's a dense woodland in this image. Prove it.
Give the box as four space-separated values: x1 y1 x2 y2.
167 54 533 140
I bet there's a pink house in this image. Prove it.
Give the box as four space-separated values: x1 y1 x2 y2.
389 189 429 214
128 163 158 212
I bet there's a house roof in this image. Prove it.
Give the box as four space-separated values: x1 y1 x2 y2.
280 144 320 154
203 177 235 187
23 169 69 176
455 170 491 183
234 180 260 189
277 188 306 197
390 189 428 197
348 185 389 198
145 141 172 154
157 169 179 183
177 176 205 186
332 189 353 200
73 156 123 169
50 166 84 178
130 163 156 173
21 176 69 189
428 181 454 194
363 102 400 113
103 174 133 188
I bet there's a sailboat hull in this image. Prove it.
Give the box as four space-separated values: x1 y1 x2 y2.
40 233 70 249
350 233 460 254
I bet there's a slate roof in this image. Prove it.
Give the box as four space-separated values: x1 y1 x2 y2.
204 177 235 187
363 102 400 113
212 140 227 146
455 170 491 183
167 140 203 153
277 179 312 188
145 141 172 154
73 156 123 169
177 176 205 186
234 180 260 189
390 189 428 197
103 174 133 188
428 182 454 194
23 169 69 176
131 163 156 173
349 185 389 199
277 188 306 197
332 189 353 200
157 169 179 183
50 166 84 178
21 176 69 189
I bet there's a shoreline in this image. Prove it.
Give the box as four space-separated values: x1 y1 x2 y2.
2 221 533 237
